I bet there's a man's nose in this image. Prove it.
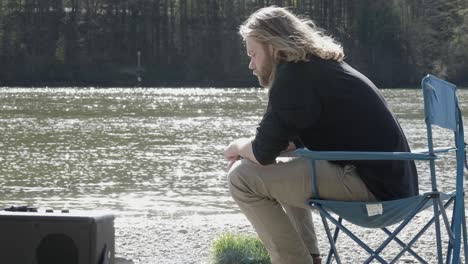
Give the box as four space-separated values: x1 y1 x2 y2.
248 58 255 70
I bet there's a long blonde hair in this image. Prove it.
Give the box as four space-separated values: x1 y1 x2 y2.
239 6 344 63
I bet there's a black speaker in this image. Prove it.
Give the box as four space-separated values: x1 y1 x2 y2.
0 209 115 264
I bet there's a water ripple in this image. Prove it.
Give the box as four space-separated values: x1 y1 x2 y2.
0 88 466 218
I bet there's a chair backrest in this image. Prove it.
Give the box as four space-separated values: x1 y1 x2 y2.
421 75 465 253
422 74 458 132
421 74 465 189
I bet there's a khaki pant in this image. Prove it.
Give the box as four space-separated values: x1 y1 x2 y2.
227 154 376 264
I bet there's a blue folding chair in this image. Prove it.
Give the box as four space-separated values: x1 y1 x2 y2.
295 74 468 263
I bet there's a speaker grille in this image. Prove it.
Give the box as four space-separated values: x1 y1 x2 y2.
36 233 79 264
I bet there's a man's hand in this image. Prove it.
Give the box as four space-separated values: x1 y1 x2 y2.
284 141 297 152
224 138 258 170
224 143 240 171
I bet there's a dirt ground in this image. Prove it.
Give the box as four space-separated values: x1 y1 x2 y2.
113 209 465 264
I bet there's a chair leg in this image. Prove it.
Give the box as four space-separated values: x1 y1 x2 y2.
452 205 468 264
447 198 457 264
451 208 463 264
432 198 444 264
381 228 427 264
363 197 433 264
326 217 342 264
318 208 387 263
462 207 467 264
438 198 456 245
391 197 454 264
321 212 342 264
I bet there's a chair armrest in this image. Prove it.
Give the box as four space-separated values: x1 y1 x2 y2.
412 147 457 154
295 148 436 161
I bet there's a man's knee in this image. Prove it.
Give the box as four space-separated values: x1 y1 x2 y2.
227 159 259 194
226 159 246 191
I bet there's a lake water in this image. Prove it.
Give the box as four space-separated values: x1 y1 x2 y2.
0 88 467 262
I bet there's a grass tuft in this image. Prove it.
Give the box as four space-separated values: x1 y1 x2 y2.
211 233 271 264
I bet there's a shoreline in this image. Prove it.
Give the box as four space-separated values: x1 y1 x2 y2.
114 210 462 263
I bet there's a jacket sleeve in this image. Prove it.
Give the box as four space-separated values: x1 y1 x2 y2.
252 63 321 165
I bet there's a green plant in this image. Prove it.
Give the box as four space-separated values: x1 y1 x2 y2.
211 233 271 264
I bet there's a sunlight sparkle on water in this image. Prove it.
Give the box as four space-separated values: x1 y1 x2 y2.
0 88 467 219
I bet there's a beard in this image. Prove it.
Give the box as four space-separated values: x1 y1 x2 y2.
257 53 275 88
257 69 271 88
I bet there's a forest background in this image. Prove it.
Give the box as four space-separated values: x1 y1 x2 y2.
1 0 467 88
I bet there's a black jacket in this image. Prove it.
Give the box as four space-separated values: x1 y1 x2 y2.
252 56 418 201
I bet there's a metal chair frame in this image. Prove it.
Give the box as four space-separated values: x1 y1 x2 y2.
296 74 468 263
